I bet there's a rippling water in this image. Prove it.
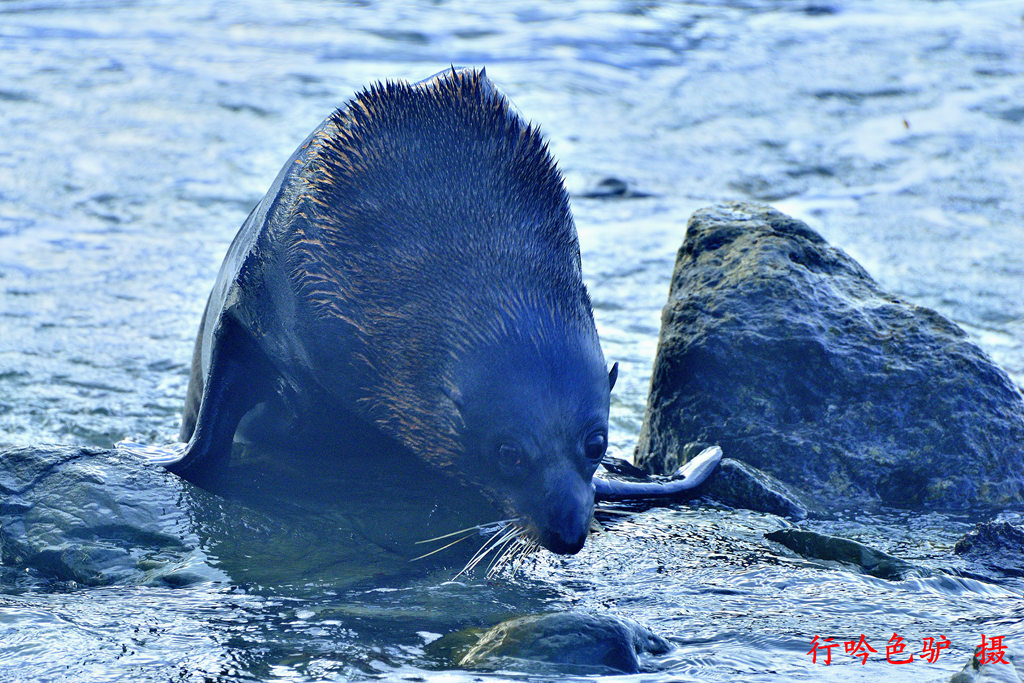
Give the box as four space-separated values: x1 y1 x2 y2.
1 1 1022 680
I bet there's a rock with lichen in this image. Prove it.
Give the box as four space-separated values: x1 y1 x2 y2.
636 202 1024 513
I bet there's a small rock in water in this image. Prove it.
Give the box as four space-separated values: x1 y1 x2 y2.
0 446 219 587
948 649 1023 683
636 202 1024 513
703 458 809 520
953 518 1024 578
764 528 920 581
450 611 670 675
577 176 653 199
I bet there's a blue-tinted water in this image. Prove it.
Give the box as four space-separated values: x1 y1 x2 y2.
1 1 1022 680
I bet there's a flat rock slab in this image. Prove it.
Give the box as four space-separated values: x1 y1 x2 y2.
636 202 1024 513
764 528 921 581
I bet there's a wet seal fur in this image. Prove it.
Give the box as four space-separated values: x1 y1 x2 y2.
165 68 617 555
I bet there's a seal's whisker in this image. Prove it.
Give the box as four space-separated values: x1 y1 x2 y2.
509 541 531 576
509 539 533 573
494 537 534 579
408 530 477 562
413 518 519 545
486 535 529 579
484 547 514 579
454 524 525 580
509 539 540 576
461 526 518 575
452 530 508 580
484 531 527 576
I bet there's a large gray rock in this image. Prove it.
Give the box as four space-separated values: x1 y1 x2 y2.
636 202 1024 512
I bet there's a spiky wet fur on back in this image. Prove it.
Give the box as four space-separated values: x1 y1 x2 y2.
280 68 599 472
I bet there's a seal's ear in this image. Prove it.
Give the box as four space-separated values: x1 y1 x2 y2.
608 362 619 392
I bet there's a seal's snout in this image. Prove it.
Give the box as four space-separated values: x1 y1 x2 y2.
538 469 593 555
545 523 588 555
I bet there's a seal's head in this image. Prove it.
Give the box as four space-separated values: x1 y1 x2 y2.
287 68 614 555
450 310 615 555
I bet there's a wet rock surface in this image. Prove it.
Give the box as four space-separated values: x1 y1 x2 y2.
636 202 1024 513
949 650 1023 683
703 458 809 520
0 443 512 591
443 611 671 675
0 446 215 587
764 528 921 581
953 517 1024 579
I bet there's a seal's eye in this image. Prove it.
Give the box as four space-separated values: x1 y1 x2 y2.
497 443 527 478
584 431 608 464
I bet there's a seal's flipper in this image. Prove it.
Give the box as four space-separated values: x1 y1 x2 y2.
164 316 274 478
593 445 722 502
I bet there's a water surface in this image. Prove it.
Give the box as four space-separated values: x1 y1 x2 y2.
1 1 1023 680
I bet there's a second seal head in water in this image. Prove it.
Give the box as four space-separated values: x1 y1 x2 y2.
166 68 615 555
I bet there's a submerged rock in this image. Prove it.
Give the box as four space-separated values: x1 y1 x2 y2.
636 202 1024 513
0 443 494 591
953 518 1024 579
448 611 670 675
949 650 1023 683
575 176 654 199
764 528 920 581
0 446 218 587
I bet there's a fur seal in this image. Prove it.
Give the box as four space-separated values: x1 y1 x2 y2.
146 67 721 557
161 68 616 555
